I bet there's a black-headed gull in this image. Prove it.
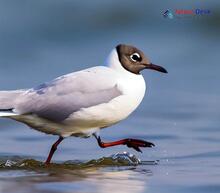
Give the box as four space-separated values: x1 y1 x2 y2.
0 44 167 164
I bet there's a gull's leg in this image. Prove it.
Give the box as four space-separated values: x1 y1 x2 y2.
45 136 64 165
93 134 155 153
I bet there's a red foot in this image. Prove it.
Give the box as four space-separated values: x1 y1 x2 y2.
95 136 155 153
125 138 155 152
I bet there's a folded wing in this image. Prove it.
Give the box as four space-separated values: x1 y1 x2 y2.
14 66 122 122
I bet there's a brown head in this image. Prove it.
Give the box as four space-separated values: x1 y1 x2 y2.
116 44 167 74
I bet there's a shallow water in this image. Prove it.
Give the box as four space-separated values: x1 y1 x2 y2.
0 153 157 193
0 1 220 193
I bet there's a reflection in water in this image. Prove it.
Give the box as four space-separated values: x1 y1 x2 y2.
36 169 151 193
0 169 151 193
88 170 148 193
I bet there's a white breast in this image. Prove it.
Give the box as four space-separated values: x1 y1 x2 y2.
63 75 146 134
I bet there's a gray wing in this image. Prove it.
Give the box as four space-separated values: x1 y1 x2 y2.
14 66 122 122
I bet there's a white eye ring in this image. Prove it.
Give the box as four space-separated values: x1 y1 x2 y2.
130 53 141 62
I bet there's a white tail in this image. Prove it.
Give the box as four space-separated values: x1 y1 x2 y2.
0 111 18 117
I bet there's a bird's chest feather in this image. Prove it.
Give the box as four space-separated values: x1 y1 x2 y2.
65 75 146 128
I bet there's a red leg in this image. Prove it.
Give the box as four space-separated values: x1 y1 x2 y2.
94 135 155 153
45 137 64 165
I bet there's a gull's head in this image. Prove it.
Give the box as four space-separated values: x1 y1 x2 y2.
106 44 167 75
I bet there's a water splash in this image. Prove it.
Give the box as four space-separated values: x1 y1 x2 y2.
0 152 157 170
111 152 141 165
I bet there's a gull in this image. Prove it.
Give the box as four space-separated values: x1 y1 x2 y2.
0 44 167 164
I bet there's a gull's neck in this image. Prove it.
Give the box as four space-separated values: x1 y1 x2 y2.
105 49 133 76
105 48 146 103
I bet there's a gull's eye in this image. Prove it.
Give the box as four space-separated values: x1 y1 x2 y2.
130 53 142 62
